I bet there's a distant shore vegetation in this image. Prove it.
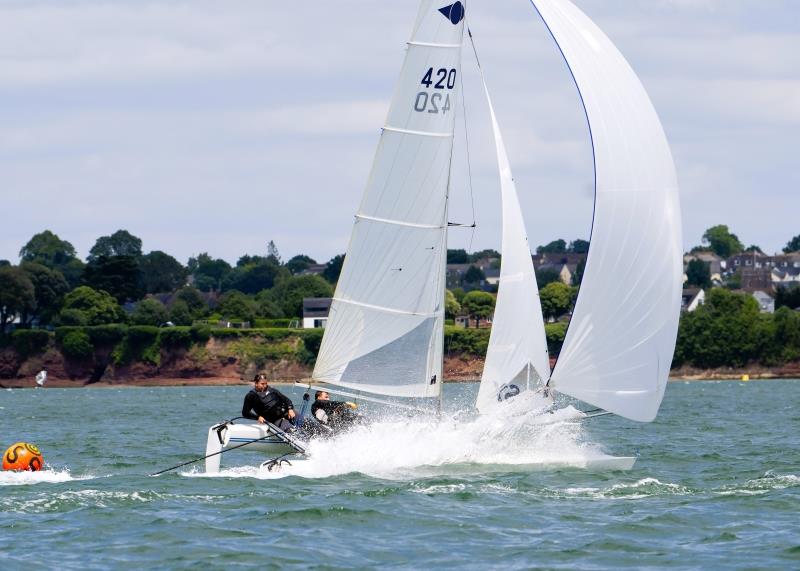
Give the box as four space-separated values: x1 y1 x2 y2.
1 226 799 374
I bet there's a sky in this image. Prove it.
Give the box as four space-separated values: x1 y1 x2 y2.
1 0 798 266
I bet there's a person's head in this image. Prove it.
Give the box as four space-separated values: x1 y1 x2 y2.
253 373 269 392
315 391 329 401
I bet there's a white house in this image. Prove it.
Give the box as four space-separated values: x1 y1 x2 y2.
302 297 331 329
681 288 705 312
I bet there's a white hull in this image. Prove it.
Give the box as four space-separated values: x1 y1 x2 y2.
205 422 301 473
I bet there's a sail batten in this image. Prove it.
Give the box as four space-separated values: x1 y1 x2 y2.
382 126 454 138
530 0 682 422
354 214 445 229
407 41 462 49
333 297 442 318
312 1 465 399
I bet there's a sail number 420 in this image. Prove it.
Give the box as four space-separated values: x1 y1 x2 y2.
414 67 456 115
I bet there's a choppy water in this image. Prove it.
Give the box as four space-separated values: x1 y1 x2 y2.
1 381 798 570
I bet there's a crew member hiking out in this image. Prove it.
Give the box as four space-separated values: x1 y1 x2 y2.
311 391 360 431
242 373 296 432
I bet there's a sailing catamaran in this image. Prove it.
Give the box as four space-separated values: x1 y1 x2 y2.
203 0 681 472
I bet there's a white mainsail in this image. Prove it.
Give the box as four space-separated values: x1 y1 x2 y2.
312 1 466 398
475 69 551 413
530 0 683 422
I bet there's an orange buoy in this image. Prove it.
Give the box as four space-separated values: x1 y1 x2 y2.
2 442 44 471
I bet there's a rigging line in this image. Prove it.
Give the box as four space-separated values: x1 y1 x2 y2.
458 28 477 253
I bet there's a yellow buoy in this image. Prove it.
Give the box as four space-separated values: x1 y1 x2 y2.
741 374 750 382
2 442 44 471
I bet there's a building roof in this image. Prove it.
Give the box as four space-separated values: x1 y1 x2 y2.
299 263 327 276
533 252 586 267
302 297 332 318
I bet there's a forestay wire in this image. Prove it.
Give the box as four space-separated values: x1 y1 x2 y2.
450 22 478 252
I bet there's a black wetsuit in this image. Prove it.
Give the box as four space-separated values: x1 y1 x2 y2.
311 399 359 430
242 388 294 430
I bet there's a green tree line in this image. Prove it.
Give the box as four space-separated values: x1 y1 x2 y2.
3 227 800 373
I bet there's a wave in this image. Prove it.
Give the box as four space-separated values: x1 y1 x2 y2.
716 471 799 496
0 468 93 487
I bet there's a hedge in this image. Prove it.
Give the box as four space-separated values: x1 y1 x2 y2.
159 327 193 348
252 318 294 328
60 330 94 359
444 323 568 358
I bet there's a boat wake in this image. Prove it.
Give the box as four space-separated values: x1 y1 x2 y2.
0 467 92 486
186 402 620 480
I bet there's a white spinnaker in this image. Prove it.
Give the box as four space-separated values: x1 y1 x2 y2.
312 1 465 398
475 70 551 413
530 0 682 422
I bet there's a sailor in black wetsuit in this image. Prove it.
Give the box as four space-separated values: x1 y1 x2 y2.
242 374 296 432
311 391 360 431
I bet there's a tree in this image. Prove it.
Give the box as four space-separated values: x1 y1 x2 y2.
462 265 485 285
784 235 800 253
571 258 586 286
59 286 125 325
236 254 266 267
569 239 590 254
461 290 495 327
537 239 567 254
254 295 284 319
685 259 711 288
173 287 208 319
268 275 334 317
323 254 345 284
447 249 469 264
470 249 500 262
217 291 258 323
745 245 763 253
445 289 461 319
0 260 10 267
775 285 800 310
773 306 800 361
0 266 36 331
267 240 282 265
168 300 194 326
87 229 143 262
725 269 742 290
285 254 317 275
131 298 169 326
188 253 232 292
20 230 77 266
83 255 144 303
20 262 69 326
138 251 187 294
19 230 84 287
536 268 561 287
701 225 744 258
222 258 287 294
60 258 86 289
539 282 573 320
674 289 761 368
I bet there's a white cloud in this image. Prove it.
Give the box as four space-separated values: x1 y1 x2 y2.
0 0 797 264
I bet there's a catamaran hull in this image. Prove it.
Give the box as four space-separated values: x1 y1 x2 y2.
204 422 300 473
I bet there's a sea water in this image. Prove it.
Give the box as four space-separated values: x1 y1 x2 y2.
1 381 798 570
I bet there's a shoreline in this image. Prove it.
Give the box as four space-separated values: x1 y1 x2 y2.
2 374 798 389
